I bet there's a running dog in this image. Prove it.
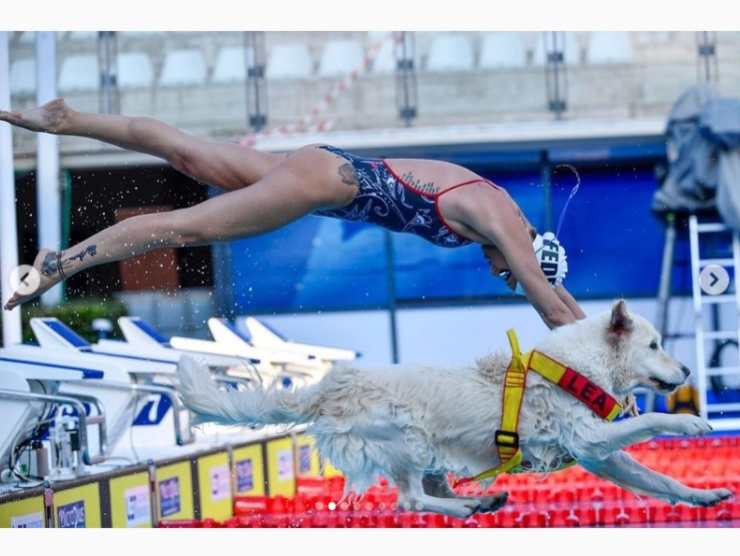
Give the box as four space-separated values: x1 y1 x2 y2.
177 300 733 518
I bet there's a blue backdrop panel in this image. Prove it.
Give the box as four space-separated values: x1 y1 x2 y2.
226 159 688 314
552 165 682 298
229 216 389 313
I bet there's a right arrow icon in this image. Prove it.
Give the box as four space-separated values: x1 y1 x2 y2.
700 264 730 296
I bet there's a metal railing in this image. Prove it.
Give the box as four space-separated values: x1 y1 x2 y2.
0 389 107 466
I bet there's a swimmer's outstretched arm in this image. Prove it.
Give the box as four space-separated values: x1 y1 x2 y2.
0 99 284 190
453 188 577 328
554 284 586 320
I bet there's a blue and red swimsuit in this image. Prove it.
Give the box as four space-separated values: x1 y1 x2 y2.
313 145 500 248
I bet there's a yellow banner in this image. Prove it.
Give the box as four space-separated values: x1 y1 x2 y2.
266 437 295 496
0 495 45 528
197 452 232 521
109 471 152 528
53 483 101 528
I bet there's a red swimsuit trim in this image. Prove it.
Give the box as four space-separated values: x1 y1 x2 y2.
382 160 502 244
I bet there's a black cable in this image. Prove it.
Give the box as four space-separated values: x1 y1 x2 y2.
709 339 739 392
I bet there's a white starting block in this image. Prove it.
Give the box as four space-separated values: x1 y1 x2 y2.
118 316 326 386
240 316 359 363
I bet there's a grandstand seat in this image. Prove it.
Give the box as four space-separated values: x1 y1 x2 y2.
318 40 365 78
497 508 517 527
117 52 154 89
10 58 36 95
18 31 35 44
426 34 474 72
59 55 99 91
587 32 633 64
475 513 498 528
398 512 426 528
371 39 397 74
375 512 399 528
66 31 97 41
479 32 527 69
159 49 207 87
367 31 391 44
267 44 313 79
120 31 161 39
533 31 580 65
213 47 253 84
367 32 397 74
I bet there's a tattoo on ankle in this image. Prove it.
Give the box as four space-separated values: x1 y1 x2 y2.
338 163 359 187
66 245 97 264
401 172 438 194
41 252 62 277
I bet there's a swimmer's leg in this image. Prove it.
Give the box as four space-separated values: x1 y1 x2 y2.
0 99 285 190
4 147 351 311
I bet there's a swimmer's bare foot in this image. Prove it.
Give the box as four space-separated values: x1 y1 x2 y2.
3 249 64 311
0 98 72 134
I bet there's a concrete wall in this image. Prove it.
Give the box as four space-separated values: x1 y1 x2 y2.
8 31 740 158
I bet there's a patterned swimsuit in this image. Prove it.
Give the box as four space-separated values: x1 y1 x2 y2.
313 145 501 248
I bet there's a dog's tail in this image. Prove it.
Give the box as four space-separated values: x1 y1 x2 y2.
176 356 320 426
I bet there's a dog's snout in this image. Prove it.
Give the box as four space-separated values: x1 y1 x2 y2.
681 364 691 378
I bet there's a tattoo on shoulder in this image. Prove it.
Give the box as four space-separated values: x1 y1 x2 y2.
66 245 97 264
401 172 438 194
41 251 61 277
338 163 359 187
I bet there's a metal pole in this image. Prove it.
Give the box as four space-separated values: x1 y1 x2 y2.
0 32 23 345
97 31 119 115
544 32 567 120
696 31 719 84
649 213 677 413
384 230 400 364
395 32 417 127
541 150 553 232
655 214 676 338
244 31 267 132
35 32 63 306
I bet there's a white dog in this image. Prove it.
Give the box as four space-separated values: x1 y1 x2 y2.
177 300 733 518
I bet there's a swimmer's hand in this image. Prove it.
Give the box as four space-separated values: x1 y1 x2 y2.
3 249 64 311
0 98 71 134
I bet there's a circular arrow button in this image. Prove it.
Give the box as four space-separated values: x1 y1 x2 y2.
699 264 730 296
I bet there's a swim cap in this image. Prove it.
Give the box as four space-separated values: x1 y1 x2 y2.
533 231 568 286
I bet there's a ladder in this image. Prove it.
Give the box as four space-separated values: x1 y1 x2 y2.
688 215 740 430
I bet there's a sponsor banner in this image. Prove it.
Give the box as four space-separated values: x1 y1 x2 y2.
11 512 44 528
124 485 151 527
158 477 181 518
57 501 86 528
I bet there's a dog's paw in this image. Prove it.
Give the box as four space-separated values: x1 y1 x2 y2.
477 492 509 513
670 414 713 436
437 498 483 519
688 488 733 507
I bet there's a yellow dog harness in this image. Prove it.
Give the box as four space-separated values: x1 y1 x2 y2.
456 329 622 486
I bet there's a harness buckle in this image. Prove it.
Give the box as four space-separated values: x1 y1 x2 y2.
494 430 519 449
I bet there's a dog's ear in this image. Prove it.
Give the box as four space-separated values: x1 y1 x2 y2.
608 299 634 337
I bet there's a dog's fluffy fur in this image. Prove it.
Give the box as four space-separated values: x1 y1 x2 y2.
178 301 733 517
